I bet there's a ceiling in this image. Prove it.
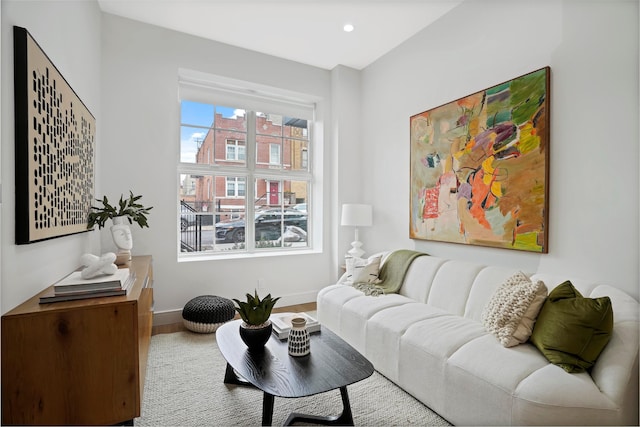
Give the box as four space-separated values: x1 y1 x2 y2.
97 0 462 70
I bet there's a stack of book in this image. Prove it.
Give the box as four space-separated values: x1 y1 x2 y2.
39 268 135 304
270 312 321 339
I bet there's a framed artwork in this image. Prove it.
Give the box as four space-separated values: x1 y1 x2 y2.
410 67 549 253
14 26 95 244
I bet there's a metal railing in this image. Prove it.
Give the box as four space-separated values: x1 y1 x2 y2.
180 201 202 252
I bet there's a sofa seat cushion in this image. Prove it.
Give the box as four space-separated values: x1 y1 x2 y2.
365 302 450 381
444 334 550 425
339 293 414 353
316 284 363 335
445 335 620 426
396 315 487 414
512 364 621 425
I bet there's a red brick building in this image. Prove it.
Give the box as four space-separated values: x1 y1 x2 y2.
188 113 308 220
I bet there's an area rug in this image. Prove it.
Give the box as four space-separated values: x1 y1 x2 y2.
135 331 451 426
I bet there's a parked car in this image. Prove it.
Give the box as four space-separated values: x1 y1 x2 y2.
292 203 307 213
215 209 307 243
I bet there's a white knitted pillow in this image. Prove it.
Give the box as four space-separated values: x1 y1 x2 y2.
482 272 548 347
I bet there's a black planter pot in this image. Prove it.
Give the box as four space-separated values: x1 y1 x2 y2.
239 321 272 351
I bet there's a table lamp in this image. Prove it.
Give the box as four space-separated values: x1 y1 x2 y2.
340 204 372 259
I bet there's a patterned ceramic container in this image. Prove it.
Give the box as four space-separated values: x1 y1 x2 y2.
287 317 310 356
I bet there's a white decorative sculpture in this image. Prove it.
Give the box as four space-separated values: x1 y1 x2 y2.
111 219 133 265
80 252 118 279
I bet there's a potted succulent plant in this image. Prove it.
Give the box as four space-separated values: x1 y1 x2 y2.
233 290 280 351
87 191 153 264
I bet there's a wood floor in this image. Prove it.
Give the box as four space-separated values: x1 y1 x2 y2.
151 301 317 335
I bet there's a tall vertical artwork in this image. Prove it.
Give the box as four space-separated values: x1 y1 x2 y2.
410 67 549 253
14 26 95 244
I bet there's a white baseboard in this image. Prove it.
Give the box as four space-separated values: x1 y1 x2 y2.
153 310 184 326
152 290 319 327
276 290 319 308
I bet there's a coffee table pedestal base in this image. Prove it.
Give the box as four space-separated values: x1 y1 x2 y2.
282 386 353 426
224 363 354 426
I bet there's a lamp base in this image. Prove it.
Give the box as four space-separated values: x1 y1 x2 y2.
346 241 365 259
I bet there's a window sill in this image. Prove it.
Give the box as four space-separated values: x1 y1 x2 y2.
177 247 322 263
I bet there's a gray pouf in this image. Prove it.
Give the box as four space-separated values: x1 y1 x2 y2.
182 295 235 333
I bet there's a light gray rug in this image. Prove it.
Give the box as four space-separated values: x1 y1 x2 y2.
136 331 451 426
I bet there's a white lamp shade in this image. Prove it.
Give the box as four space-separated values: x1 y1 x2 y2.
341 204 373 227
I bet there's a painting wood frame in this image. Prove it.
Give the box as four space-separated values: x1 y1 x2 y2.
410 67 550 253
14 26 95 244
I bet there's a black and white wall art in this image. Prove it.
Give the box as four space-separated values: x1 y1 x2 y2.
13 26 95 244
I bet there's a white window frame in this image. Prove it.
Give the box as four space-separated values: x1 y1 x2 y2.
225 176 245 198
269 143 281 165
226 139 246 161
178 69 321 260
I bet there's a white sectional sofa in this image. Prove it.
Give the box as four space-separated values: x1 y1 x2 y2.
317 253 639 425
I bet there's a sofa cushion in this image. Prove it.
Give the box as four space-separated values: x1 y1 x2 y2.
445 334 550 425
365 302 449 382
530 281 613 373
513 364 623 425
482 272 548 347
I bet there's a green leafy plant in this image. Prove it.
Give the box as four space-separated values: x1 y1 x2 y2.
87 191 153 230
233 290 280 326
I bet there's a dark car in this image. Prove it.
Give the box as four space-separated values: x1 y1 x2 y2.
215 209 307 243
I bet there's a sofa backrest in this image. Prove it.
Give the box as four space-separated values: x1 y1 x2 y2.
398 256 639 325
398 256 523 321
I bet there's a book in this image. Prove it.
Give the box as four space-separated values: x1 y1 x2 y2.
39 272 136 304
53 268 130 293
39 288 127 304
270 312 320 340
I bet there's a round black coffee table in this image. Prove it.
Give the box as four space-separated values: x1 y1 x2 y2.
216 319 374 426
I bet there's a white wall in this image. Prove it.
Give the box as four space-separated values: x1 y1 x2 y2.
331 65 365 270
0 0 102 313
360 0 639 299
100 14 336 314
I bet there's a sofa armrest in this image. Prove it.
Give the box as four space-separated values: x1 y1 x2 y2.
590 320 639 405
589 285 639 407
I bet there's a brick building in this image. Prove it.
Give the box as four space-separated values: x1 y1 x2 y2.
188 112 308 221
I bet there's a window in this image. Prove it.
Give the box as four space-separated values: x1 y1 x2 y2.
226 139 246 161
269 144 281 166
226 177 245 197
178 71 317 257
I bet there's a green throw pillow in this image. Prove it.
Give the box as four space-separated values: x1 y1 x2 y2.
529 280 613 373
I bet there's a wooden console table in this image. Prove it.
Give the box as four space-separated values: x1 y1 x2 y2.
1 255 153 426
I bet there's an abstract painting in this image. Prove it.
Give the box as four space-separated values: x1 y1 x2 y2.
14 26 95 244
410 67 549 253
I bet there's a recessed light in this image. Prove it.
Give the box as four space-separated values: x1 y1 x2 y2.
343 23 354 33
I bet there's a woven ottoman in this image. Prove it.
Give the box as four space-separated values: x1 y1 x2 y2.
182 295 235 333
